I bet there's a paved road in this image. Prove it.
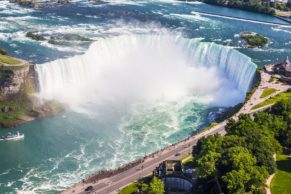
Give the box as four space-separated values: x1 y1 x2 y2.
62 70 290 194
62 122 227 194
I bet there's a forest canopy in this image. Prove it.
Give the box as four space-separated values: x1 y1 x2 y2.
193 99 291 194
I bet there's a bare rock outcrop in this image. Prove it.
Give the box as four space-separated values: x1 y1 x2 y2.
0 65 30 100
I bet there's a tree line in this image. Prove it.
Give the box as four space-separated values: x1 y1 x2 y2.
203 0 291 15
193 99 291 194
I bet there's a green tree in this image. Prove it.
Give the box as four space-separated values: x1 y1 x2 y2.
197 151 221 178
138 182 149 193
220 146 256 170
222 169 249 194
148 176 164 194
194 100 291 194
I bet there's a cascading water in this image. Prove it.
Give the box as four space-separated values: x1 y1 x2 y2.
182 39 257 93
35 34 257 112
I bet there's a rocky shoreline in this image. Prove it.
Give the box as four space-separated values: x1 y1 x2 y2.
9 0 70 9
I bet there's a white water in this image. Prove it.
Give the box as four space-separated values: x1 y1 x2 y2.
35 34 257 113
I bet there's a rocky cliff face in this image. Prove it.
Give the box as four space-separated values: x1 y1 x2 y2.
0 65 31 100
0 62 62 128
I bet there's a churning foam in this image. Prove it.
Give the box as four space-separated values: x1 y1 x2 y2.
36 34 257 113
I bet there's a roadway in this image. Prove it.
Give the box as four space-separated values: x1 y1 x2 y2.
62 122 227 194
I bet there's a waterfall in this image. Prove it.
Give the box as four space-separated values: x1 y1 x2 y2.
180 38 257 93
35 34 257 108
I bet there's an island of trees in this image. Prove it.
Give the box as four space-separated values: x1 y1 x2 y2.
240 32 268 48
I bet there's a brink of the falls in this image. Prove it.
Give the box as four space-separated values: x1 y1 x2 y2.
35 34 257 113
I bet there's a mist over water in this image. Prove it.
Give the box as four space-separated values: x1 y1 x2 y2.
36 34 256 115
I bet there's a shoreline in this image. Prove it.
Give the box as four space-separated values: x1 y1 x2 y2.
195 1 291 23
177 0 291 24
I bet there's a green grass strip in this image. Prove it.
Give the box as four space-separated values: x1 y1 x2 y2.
260 88 277 98
0 55 21 65
119 182 139 194
251 91 291 110
271 154 291 194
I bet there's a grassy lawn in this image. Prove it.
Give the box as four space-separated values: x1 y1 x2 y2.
270 154 291 194
201 122 218 132
0 55 21 65
251 91 291 110
119 176 152 194
120 182 139 194
260 88 277 98
179 153 194 164
269 76 279 83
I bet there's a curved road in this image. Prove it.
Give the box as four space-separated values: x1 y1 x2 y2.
63 121 227 194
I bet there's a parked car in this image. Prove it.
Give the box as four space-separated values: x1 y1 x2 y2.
175 153 181 157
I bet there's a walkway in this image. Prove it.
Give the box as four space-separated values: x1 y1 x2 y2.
62 70 290 194
239 70 290 115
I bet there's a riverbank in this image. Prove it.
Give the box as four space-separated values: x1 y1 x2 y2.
178 0 291 24
200 0 290 19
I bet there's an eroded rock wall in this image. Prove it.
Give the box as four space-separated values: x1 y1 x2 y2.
0 65 30 100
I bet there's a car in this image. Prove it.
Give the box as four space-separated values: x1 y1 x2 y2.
105 180 112 184
85 186 93 191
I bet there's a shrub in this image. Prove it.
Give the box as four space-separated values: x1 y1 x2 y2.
0 48 7 55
